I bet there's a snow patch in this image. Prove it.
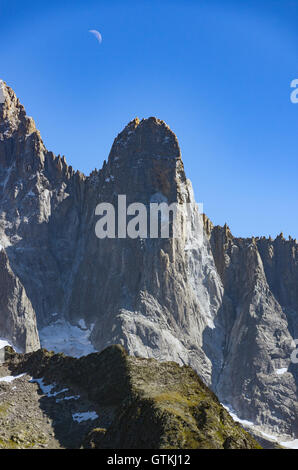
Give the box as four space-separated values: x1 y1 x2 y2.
0 340 10 349
221 403 254 427
222 403 298 448
0 374 25 383
0 337 21 353
30 377 69 397
280 439 298 449
56 395 80 403
275 367 287 375
255 430 298 449
72 411 98 423
39 318 96 358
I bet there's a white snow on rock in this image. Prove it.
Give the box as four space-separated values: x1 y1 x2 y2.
72 411 98 423
56 395 80 403
0 338 21 353
30 377 69 397
222 403 298 448
0 340 10 349
280 439 298 449
275 367 287 375
39 318 96 358
221 403 254 427
255 430 298 449
31 378 83 405
0 374 25 383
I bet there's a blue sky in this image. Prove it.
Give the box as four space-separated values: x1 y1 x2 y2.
1 0 298 238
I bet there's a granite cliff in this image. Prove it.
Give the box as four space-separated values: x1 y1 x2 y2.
0 80 297 444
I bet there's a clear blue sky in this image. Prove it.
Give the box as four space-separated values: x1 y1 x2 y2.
1 0 298 239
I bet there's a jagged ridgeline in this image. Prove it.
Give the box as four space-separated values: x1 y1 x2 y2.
0 80 297 443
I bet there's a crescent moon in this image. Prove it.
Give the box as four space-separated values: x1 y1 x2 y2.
89 30 102 44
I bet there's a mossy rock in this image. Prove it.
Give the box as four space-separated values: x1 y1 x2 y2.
7 345 262 449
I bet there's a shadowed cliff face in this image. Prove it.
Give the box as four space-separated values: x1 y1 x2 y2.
0 249 39 352
207 224 298 437
0 81 297 440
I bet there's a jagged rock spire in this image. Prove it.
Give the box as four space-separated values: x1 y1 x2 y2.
0 80 37 141
108 116 181 166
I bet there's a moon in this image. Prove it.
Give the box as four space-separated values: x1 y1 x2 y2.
89 30 102 44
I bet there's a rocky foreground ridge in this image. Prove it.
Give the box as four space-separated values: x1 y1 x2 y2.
0 345 261 449
0 80 297 442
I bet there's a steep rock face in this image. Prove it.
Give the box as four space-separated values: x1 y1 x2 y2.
0 80 84 331
66 117 225 385
208 225 298 437
0 247 39 352
257 235 298 341
0 81 297 440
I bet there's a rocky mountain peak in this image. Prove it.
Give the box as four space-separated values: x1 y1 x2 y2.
0 80 37 142
108 116 181 165
100 116 186 206
0 82 297 445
